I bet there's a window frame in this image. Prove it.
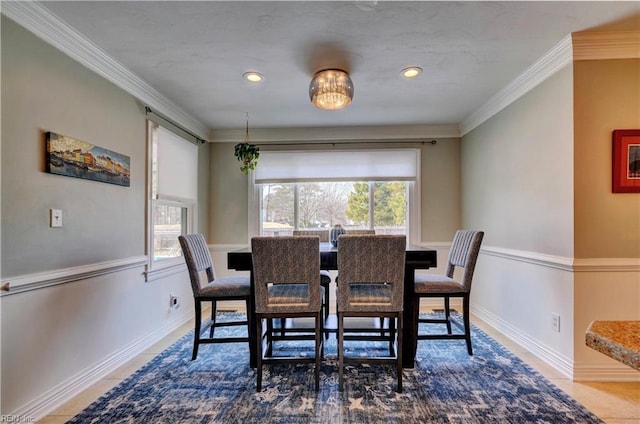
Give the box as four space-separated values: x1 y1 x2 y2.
248 149 420 244
146 120 197 281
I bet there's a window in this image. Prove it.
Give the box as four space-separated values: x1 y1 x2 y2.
260 181 408 236
250 149 420 243
147 121 198 270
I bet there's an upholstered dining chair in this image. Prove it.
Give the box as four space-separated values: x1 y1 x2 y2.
334 229 377 324
414 230 484 355
178 234 251 361
337 235 406 392
292 230 332 320
251 236 323 392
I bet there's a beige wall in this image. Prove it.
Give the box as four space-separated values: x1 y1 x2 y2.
209 142 251 243
572 58 640 370
208 139 461 245
573 59 640 259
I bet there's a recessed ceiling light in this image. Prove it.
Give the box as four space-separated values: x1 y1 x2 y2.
243 71 263 83
401 66 422 79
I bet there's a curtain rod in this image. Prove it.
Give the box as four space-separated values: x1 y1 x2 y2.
144 107 207 145
252 139 438 147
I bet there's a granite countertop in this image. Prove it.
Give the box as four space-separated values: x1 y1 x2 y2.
585 320 640 371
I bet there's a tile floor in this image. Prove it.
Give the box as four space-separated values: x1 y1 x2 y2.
39 309 640 423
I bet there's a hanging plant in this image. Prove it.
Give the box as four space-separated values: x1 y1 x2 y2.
233 112 260 175
234 142 260 175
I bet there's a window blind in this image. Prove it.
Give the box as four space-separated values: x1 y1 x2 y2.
254 149 419 183
156 125 198 201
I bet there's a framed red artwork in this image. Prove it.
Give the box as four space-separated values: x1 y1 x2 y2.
612 129 640 193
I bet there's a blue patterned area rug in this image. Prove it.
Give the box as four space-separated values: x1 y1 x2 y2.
68 313 601 423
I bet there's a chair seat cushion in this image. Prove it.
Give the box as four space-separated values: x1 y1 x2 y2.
268 283 309 305
200 276 251 297
414 274 466 294
348 283 393 306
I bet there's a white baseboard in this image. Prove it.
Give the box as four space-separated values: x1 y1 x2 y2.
16 308 192 421
472 304 575 378
473 304 640 382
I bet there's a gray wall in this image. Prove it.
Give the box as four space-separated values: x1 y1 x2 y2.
462 66 575 256
461 65 576 363
1 17 200 415
462 60 640 376
1 17 146 275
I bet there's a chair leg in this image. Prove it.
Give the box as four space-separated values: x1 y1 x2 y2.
319 311 325 359
209 299 218 338
245 298 252 340
396 313 403 393
256 317 263 392
463 295 473 355
279 318 286 337
323 284 330 320
338 313 345 391
192 299 201 361
315 312 321 391
388 317 396 356
444 296 452 334
266 319 274 357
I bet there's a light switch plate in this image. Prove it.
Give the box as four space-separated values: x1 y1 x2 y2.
50 209 63 227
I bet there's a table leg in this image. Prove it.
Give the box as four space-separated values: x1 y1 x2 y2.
402 264 417 368
248 271 258 368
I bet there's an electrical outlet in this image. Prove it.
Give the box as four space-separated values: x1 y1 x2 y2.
169 294 180 309
551 313 560 332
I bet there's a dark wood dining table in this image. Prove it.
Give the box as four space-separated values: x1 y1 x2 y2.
227 241 437 368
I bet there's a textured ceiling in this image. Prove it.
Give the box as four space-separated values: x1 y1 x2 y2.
39 1 640 131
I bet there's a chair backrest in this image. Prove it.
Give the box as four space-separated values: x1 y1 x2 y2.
445 230 484 291
345 229 376 235
251 236 321 313
178 233 216 296
337 235 406 312
292 229 329 242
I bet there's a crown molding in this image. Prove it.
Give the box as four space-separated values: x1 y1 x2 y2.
1 1 209 140
572 31 640 60
461 31 640 135
460 35 573 136
209 124 461 143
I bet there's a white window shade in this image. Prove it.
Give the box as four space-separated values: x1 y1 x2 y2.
254 149 418 183
156 126 198 201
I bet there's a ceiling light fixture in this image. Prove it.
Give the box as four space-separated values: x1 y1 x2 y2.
309 69 354 110
243 71 263 83
401 66 422 78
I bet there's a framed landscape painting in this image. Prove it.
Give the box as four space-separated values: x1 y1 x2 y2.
46 132 130 187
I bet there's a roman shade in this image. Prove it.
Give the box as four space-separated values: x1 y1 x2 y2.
254 149 419 183
155 125 198 201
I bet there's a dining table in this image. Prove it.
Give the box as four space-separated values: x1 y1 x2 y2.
227 241 437 369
